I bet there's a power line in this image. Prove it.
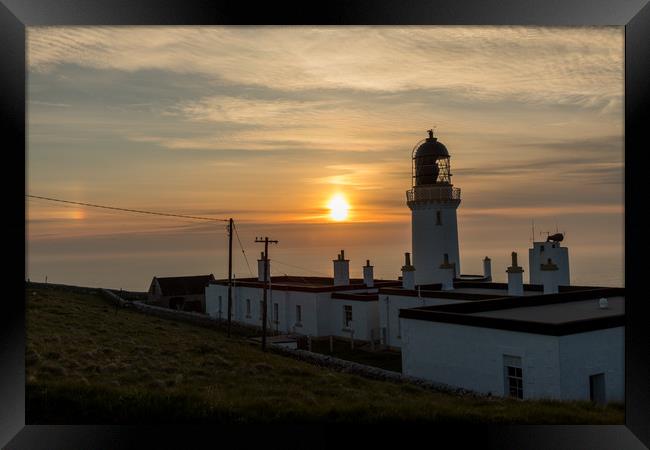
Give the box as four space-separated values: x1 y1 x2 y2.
232 221 254 278
26 195 229 222
272 258 329 277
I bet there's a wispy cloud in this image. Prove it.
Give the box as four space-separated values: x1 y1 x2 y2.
26 27 624 289
28 26 623 112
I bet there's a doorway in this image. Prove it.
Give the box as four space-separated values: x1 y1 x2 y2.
589 373 606 404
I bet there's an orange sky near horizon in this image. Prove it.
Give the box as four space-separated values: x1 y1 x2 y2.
25 26 624 289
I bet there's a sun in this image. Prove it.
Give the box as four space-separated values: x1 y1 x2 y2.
327 193 350 222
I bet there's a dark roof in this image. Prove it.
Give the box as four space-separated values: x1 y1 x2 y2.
380 282 605 301
378 286 504 301
415 137 449 158
154 275 215 296
331 292 379 302
210 275 401 293
399 287 625 336
472 297 624 324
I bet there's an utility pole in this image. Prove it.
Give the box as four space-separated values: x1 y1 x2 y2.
255 236 278 351
227 218 233 337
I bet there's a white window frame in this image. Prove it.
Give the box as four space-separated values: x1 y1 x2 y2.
504 355 524 399
343 305 353 329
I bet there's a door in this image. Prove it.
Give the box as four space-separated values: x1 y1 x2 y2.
589 373 606 404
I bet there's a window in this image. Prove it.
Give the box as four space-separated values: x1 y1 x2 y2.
540 245 545 252
218 296 222 318
259 301 264 320
343 305 353 328
296 304 302 325
436 210 442 225
273 303 279 324
245 299 251 318
504 355 523 399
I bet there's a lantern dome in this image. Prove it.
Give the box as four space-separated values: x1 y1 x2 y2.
412 129 452 186
414 131 449 159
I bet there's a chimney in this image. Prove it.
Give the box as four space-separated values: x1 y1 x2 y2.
506 251 524 296
541 258 559 294
257 251 270 282
363 259 374 288
401 252 416 290
483 256 492 281
333 250 350 286
439 253 455 290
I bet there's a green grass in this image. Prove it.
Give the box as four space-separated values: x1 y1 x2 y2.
25 283 624 424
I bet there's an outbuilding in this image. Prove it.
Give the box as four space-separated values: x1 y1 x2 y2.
148 274 215 312
399 287 625 402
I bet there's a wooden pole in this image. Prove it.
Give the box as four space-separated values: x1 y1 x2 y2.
255 236 278 352
227 218 233 337
262 239 269 351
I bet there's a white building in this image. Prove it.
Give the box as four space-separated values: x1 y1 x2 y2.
399 287 625 403
529 237 570 285
205 251 400 342
378 277 553 349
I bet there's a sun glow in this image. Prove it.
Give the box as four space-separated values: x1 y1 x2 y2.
327 193 350 221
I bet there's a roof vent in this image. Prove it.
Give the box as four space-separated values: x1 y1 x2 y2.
598 298 609 309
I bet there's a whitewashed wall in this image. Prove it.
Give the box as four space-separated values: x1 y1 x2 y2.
327 300 379 341
401 318 624 401
206 283 380 340
411 204 461 285
378 294 472 349
558 327 624 402
401 319 562 399
529 242 570 285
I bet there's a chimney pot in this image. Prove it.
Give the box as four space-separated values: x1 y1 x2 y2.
333 251 350 285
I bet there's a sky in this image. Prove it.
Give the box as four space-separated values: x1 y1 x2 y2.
26 26 624 290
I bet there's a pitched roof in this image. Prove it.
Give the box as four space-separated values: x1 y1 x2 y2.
210 275 401 293
154 274 215 296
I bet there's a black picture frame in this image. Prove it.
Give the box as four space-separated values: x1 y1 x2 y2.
2 0 648 448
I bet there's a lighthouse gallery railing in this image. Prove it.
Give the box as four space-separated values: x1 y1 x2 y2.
406 186 461 203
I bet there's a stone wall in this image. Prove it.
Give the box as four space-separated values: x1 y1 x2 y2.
111 293 263 336
268 342 484 398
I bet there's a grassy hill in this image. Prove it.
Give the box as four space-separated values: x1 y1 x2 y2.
25 283 624 424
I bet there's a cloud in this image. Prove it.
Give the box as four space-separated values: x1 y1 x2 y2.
28 26 623 112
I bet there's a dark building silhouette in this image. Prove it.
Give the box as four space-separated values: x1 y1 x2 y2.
147 274 215 313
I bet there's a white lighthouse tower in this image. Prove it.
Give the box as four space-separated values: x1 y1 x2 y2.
406 130 462 285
